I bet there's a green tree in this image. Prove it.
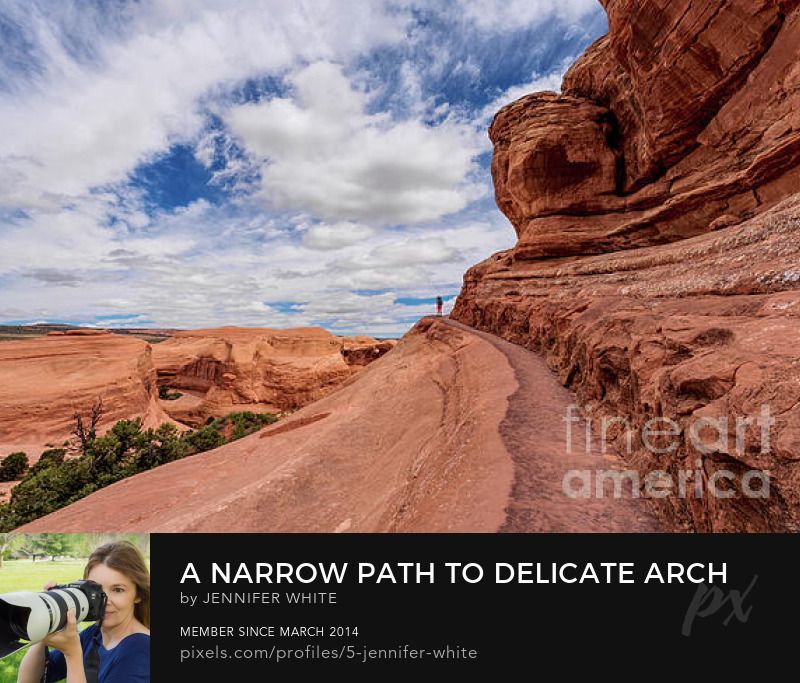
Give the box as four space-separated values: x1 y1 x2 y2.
5 457 96 530
0 504 14 535
0 410 278 530
134 423 188 470
29 448 66 475
29 533 76 560
183 424 225 453
0 452 28 481
0 531 24 568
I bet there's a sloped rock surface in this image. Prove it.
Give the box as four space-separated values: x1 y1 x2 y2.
21 319 516 532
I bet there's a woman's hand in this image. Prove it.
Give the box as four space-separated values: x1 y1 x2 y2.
16 584 62 683
42 609 82 660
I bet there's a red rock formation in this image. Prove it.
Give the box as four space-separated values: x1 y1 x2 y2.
0 334 172 458
64 329 112 336
490 0 800 260
20 317 664 532
152 326 394 426
22 319 516 532
453 0 800 531
13 0 800 535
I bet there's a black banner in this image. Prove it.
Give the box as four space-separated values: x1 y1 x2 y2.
152 533 795 675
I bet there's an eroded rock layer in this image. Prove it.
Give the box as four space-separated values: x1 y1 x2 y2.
454 0 800 532
152 326 394 426
490 0 800 260
0 334 170 454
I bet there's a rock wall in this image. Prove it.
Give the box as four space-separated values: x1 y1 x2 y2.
489 0 800 260
0 334 171 456
151 327 394 426
453 0 800 531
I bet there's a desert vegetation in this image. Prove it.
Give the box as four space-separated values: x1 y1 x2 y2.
0 411 276 531
0 452 28 482
158 385 183 400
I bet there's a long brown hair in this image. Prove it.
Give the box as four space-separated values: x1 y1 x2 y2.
84 540 151 629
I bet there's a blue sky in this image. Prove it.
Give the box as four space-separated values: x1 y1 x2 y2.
0 0 605 336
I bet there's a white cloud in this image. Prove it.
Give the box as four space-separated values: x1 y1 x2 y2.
452 0 600 31
364 237 463 268
479 62 575 125
0 0 601 334
0 194 516 334
302 222 377 250
0 1 409 210
225 61 486 225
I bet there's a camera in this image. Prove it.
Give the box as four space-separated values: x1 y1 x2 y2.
0 579 107 659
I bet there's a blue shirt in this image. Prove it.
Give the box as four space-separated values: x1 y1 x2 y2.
45 623 150 683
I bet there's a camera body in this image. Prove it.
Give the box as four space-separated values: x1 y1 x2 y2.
49 580 107 626
0 579 107 659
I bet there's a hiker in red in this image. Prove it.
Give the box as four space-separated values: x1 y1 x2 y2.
436 296 443 316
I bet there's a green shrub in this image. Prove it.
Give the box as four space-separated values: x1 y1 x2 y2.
226 411 278 440
0 410 277 531
5 457 95 529
0 503 13 532
158 385 183 400
30 448 66 475
183 424 225 453
134 423 189 470
0 452 28 481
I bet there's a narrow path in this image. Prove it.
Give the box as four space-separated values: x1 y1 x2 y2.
440 317 663 532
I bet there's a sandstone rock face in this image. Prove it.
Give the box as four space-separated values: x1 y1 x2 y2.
454 0 800 532
23 319 515 532
490 0 800 260
0 334 171 457
151 326 395 426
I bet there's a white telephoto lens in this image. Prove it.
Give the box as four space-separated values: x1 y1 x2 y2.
44 588 91 629
0 592 53 641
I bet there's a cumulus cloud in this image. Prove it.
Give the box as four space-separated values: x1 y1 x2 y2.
363 237 463 268
0 0 604 334
0 0 409 210
302 222 377 250
0 198 514 333
226 61 486 225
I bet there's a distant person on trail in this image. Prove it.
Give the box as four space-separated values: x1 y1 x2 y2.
436 296 443 317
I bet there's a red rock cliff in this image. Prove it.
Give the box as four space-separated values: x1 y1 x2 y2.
488 0 800 259
0 334 172 456
151 326 394 426
453 0 800 532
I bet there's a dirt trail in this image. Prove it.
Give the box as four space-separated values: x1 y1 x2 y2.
440 318 662 532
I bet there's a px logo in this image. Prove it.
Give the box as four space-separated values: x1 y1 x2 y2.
682 575 758 636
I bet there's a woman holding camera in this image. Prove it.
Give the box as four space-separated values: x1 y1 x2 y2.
17 540 150 683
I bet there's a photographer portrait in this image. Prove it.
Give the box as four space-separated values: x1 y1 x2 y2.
15 540 150 683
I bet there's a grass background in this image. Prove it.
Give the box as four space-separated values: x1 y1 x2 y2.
1 559 88 682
